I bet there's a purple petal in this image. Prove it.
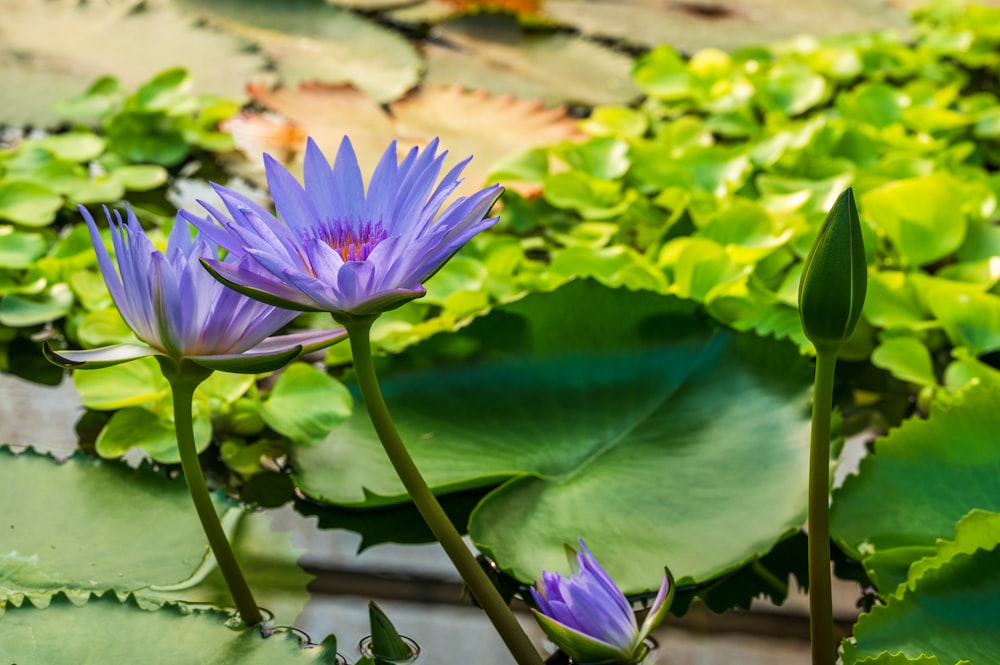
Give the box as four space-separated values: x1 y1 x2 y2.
311 137 364 222
265 153 320 237
201 259 326 312
362 140 400 225
80 205 127 310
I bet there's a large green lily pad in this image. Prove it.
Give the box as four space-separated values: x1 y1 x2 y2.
291 280 813 592
0 595 339 664
0 448 307 621
830 382 1000 590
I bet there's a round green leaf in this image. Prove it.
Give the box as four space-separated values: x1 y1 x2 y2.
871 334 937 386
0 229 47 269
291 281 812 592
860 175 967 268
95 405 212 464
831 382 1000 590
110 164 170 191
0 596 338 664
0 283 74 326
73 355 170 409
0 180 63 227
261 363 353 445
35 133 107 162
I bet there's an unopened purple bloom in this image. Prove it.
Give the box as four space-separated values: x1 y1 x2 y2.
531 540 673 665
180 136 502 321
45 205 346 373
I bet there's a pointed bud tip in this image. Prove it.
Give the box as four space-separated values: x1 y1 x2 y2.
798 187 868 351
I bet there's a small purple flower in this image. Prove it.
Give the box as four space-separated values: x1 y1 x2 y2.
45 205 346 373
179 136 503 321
532 540 673 665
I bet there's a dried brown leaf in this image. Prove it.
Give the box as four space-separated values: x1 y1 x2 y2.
230 82 582 199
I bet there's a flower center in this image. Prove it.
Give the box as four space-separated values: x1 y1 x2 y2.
313 219 387 262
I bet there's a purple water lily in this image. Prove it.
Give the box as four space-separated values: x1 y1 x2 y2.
180 136 502 321
45 205 346 373
532 540 673 665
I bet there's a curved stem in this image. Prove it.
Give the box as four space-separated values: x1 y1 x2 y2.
808 349 838 665
346 321 543 665
168 370 263 626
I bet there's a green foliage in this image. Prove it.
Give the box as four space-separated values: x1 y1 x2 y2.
0 447 309 622
1 595 338 664
842 511 1000 665
292 281 813 593
483 1 1000 427
830 382 1000 591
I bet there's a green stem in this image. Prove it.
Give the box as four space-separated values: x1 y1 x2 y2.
168 368 263 626
808 349 838 665
346 321 543 665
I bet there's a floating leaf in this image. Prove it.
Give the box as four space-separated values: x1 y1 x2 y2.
0 180 63 227
0 229 47 269
831 382 1000 590
842 516 1000 664
0 448 227 603
0 0 267 126
291 280 812 592
423 15 639 107
541 0 910 52
871 334 937 386
234 82 582 200
0 595 338 664
0 283 74 327
261 363 353 445
861 175 968 268
173 0 421 101
94 404 212 463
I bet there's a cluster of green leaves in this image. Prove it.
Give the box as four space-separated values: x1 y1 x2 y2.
0 70 358 482
0 69 234 383
489 0 1000 430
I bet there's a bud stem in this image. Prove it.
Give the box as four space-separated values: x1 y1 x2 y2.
808 349 838 665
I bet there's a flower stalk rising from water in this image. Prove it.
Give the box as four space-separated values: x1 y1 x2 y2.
798 187 867 665
532 540 674 665
186 137 543 664
46 205 347 625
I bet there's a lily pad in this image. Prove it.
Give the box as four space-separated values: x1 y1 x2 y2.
842 520 1000 664
0 447 228 605
261 362 353 445
830 382 1000 590
0 595 338 664
423 15 639 107
541 0 910 53
291 280 813 592
0 447 310 623
232 82 582 201
860 175 968 268
0 0 267 126
173 0 421 101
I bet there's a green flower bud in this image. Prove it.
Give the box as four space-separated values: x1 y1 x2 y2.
798 187 868 352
